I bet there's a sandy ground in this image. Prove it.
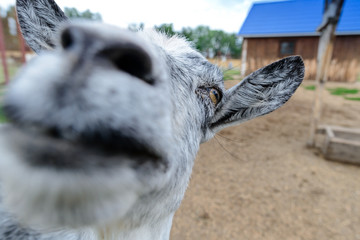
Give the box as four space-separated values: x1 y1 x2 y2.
170 80 360 240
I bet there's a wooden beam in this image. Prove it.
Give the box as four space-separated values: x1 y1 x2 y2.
324 137 360 165
240 38 247 77
0 12 9 85
307 0 344 147
317 125 360 136
316 125 360 164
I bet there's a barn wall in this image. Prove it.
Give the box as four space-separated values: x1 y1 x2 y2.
245 36 360 82
246 38 281 76
331 35 360 82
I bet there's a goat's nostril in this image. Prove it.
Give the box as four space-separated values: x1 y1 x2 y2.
60 27 154 84
61 28 75 50
99 43 154 85
61 27 85 51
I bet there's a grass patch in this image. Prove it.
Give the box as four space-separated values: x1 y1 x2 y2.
344 97 360 101
0 85 5 97
327 88 358 96
0 77 7 123
0 107 8 123
304 85 316 91
328 87 360 101
303 85 360 102
223 69 241 81
0 63 20 84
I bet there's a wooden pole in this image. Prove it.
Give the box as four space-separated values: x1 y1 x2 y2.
241 39 248 77
307 0 344 147
0 12 9 85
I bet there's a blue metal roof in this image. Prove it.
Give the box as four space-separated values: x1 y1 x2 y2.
238 0 360 37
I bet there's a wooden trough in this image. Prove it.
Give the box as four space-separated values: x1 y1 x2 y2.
316 125 360 165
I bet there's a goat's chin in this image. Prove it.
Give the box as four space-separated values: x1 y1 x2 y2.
0 124 169 229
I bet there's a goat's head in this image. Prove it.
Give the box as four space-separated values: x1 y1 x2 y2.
0 0 304 235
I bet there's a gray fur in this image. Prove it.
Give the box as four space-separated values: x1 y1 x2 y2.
0 1 304 239
209 56 304 135
16 0 68 53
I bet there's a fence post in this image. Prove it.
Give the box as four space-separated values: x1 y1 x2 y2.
240 39 247 77
307 0 344 147
0 11 9 85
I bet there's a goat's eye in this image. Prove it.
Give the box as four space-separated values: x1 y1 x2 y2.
209 88 221 106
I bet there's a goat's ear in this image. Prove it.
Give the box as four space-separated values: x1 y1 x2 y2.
16 0 68 53
210 56 304 133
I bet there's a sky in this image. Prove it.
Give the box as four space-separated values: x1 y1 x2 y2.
0 0 275 33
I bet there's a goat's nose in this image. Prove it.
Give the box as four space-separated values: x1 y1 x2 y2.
60 26 154 85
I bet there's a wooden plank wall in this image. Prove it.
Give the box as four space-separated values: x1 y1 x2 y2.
331 36 360 82
245 36 360 82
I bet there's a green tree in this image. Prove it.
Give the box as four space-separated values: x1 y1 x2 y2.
228 33 242 58
128 23 145 32
64 7 102 21
179 26 241 58
180 27 194 42
154 23 176 37
209 30 242 58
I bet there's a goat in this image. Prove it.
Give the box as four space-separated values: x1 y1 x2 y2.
0 0 304 239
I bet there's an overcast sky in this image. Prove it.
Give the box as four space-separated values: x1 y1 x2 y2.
0 0 274 33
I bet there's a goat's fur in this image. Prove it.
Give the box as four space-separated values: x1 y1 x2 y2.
0 0 304 239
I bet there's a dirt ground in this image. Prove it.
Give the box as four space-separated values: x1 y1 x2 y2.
170 80 360 240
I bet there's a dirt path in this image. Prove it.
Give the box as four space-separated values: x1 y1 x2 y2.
170 80 360 240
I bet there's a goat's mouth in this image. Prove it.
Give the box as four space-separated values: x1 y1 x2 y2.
0 122 169 229
2 123 165 171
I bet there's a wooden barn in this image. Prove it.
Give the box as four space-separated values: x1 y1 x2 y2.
238 0 360 82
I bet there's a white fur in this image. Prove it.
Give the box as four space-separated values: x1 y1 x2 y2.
0 2 304 239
